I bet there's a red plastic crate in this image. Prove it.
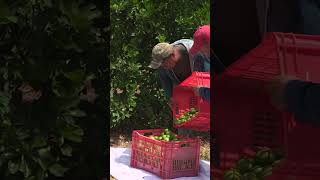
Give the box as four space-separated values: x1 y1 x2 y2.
172 72 210 132
213 32 320 179
130 129 200 179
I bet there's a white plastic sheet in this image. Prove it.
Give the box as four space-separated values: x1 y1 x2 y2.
110 147 210 180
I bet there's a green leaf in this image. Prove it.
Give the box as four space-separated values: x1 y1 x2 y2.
48 163 68 177
43 0 52 7
8 159 20 174
19 156 31 178
61 144 72 157
156 34 166 42
16 128 30 140
2 152 15 160
59 123 84 143
0 1 14 22
36 168 47 180
60 1 101 32
6 16 17 23
58 136 64 147
37 148 55 170
32 136 47 149
56 96 80 112
68 109 86 117
64 69 85 86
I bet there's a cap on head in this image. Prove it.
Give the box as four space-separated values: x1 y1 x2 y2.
190 25 210 56
149 42 174 69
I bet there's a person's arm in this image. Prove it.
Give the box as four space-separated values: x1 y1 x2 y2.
192 54 210 101
284 80 320 125
199 88 210 101
158 68 173 99
268 76 320 125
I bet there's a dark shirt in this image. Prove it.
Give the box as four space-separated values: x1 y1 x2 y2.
173 44 192 82
193 53 210 101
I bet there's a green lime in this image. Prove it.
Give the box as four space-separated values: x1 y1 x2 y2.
261 166 273 178
255 149 274 166
236 159 253 173
253 166 263 175
271 160 282 167
162 135 166 139
242 173 258 180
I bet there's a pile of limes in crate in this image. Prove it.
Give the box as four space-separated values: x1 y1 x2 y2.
223 148 284 180
149 129 179 142
175 108 199 125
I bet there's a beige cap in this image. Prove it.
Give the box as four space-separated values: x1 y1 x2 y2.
149 42 174 69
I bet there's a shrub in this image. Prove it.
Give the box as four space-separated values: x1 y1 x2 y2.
0 0 107 179
110 0 210 130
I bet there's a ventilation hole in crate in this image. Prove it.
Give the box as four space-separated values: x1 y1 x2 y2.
137 151 143 162
189 97 197 109
252 111 280 148
153 145 161 156
173 159 195 171
175 105 179 115
151 157 160 168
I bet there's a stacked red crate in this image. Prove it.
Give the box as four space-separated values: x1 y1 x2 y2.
213 32 320 179
172 72 210 132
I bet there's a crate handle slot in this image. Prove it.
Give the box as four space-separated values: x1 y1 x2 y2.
175 104 179 115
144 132 153 136
189 97 197 109
180 143 190 148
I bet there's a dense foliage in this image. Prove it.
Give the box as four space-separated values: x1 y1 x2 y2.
110 0 210 130
0 0 107 179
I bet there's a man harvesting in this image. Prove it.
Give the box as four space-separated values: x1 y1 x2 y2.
149 39 194 106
